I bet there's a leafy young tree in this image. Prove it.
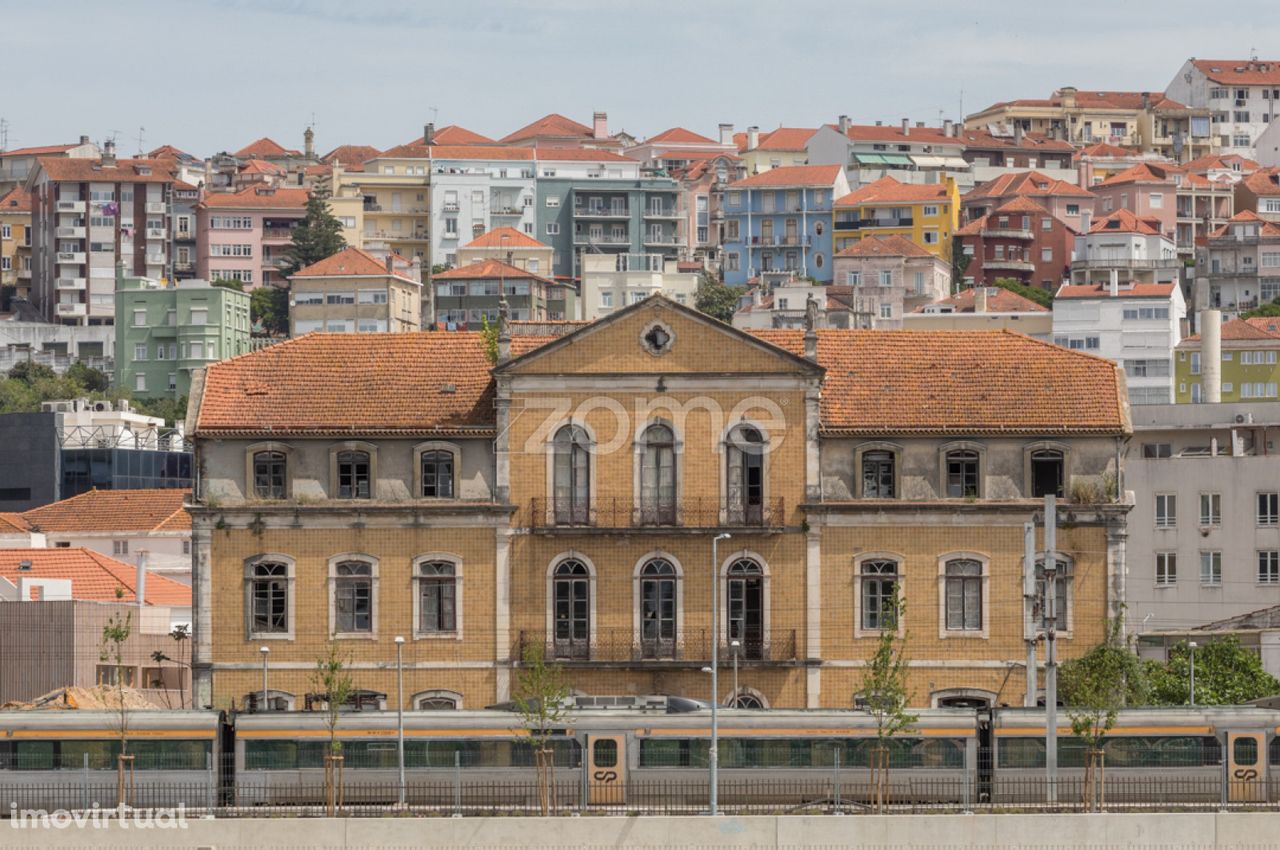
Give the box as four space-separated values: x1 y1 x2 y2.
480 314 500 364
859 589 916 812
310 641 355 816
285 190 347 276
1242 298 1280 320
694 275 745 323
210 278 245 292
990 276 1054 309
99 610 134 805
250 285 290 336
63 362 110 393
131 395 188 427
1147 636 1280 706
513 641 573 815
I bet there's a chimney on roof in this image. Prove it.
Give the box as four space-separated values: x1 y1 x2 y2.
1060 87 1078 109
79 135 89 145
901 118 910 136
746 126 760 150
424 123 434 145
593 111 609 140
719 123 734 145
1202 308 1222 403
943 119 954 138
975 287 989 313
304 126 314 159
1141 91 1151 110
101 140 116 167
1014 123 1024 146
838 114 851 134
752 286 762 307
135 551 147 611
385 254 394 275
1080 209 1092 235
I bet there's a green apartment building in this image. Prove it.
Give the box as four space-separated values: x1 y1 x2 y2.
114 275 251 400
1174 316 1280 403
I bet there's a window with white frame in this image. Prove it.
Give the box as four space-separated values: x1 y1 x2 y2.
1156 493 1177 529
1200 551 1222 586
247 559 291 636
332 560 374 634
1259 492 1279 526
1155 552 1177 587
1259 551 1280 584
859 559 899 631
1199 492 1220 526
943 558 983 631
416 559 457 634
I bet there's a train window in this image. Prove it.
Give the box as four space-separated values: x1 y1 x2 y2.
997 738 1046 769
998 735 1223 770
1234 737 1259 766
1270 736 1280 766
593 739 618 768
5 741 55 771
244 740 325 770
401 739 581 770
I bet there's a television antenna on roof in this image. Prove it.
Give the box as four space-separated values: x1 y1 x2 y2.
135 126 146 157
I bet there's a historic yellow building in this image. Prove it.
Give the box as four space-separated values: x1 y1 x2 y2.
187 296 1131 711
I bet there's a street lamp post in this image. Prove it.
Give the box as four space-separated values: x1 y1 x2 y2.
1189 641 1198 706
395 635 406 807
710 532 731 816
730 639 741 706
259 646 269 712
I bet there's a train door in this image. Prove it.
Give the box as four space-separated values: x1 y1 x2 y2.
586 735 626 805
1226 731 1267 803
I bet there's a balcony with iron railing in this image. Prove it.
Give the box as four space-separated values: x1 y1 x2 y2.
1072 257 1183 269
490 207 523 216
528 496 785 532
573 233 632 246
261 227 295 242
573 206 630 219
513 627 800 666
982 258 1035 272
643 206 682 219
979 228 1034 240
834 217 913 231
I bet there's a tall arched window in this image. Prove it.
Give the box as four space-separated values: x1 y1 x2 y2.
638 558 677 658
639 424 676 525
726 425 765 526
552 559 591 659
417 560 457 634
553 425 591 525
860 559 899 631
726 558 764 659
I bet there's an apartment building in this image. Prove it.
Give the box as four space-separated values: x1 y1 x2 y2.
195 185 309 290
499 112 619 150
328 134 433 262
1070 210 1181 287
1125 403 1280 633
25 146 175 325
0 187 32 300
1175 171 1236 254
432 258 572 326
721 165 849 285
624 126 738 173
289 246 422 335
170 181 200 281
578 252 698 320
1196 211 1280 317
962 170 1095 233
1175 317 1280 404
1053 279 1185 405
455 227 553 275
114 275 251 399
1236 168 1280 222
957 196 1077 291
807 120 968 189
830 234 950 327
1166 58 1280 157
1090 163 1180 243
0 137 99 194
832 176 960 263
671 152 743 266
905 286 1052 338
735 126 817 175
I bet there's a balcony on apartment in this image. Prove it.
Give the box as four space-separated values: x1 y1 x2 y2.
145 227 166 241
145 202 167 215
512 627 800 667
983 253 1036 272
573 232 632 247
261 224 296 244
55 200 86 214
55 226 86 239
979 226 1034 240
748 234 811 247
16 267 31 280
528 496 786 532
643 233 685 248
834 215 913 231
56 251 86 265
145 252 165 265
573 203 630 219
54 277 87 291
1072 256 1182 270
55 302 88 318
643 204 682 220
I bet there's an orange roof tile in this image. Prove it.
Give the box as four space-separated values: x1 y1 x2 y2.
233 137 301 159
755 127 818 151
1076 142 1136 158
1192 59 1280 86
147 144 191 159
34 157 175 184
1099 162 1179 186
322 145 382 171
1088 209 1163 236
1183 318 1280 343
750 329 1127 435
965 170 1094 201
644 127 718 145
377 142 535 161
1056 282 1177 299
198 185 310 210
195 334 497 436
729 164 843 189
836 175 951 206
917 287 1049 314
1245 317 1280 336
239 158 285 175
433 259 555 285
291 246 415 280
955 129 1075 152
1 142 80 157
980 90 1186 112
500 113 594 144
991 196 1054 216
23 489 190 534
1242 168 1280 197
433 125 496 145
1208 209 1280 238
835 234 934 258
0 186 32 213
0 513 31 533
0 549 191 606
462 227 549 250
841 124 955 145
1183 153 1260 174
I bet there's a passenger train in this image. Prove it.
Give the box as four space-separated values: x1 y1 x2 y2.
2 697 1278 812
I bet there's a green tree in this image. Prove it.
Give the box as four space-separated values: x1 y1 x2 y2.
695 275 744 323
950 235 972 294
132 395 188 427
990 276 1054 309
7 361 57 384
64 362 110 393
1242 299 1280 320
251 285 290 336
310 640 355 816
285 190 347 276
859 589 916 812
99 610 134 805
513 641 573 815
0 361 129 414
480 314 500 364
1147 636 1280 706
210 278 245 292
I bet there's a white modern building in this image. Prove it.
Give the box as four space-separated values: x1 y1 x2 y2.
1166 58 1280 157
1070 209 1181 286
578 253 698 320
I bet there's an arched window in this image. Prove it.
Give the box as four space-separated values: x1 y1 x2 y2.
421 450 455 498
247 559 291 637
252 451 286 499
638 558 677 658
728 689 767 709
726 558 764 659
417 560 457 634
726 425 765 526
639 424 676 525
553 425 591 525
552 559 591 659
944 558 983 632
860 559 899 631
332 559 374 634
1030 449 1065 498
337 450 371 499
413 689 462 710
945 449 980 498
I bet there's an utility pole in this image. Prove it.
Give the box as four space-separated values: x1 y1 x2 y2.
1023 521 1037 707
1043 494 1059 805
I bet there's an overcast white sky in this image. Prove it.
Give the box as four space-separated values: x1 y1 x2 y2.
3 0 1280 157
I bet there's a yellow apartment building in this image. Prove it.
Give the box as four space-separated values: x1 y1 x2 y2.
833 176 960 262
0 187 33 299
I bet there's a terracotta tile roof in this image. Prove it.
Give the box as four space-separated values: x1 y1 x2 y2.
1192 59 1280 86
981 90 1186 112
377 142 535 161
965 170 1094 201
291 246 415 280
836 175 951 206
233 137 301 159
1099 162 1179 186
195 333 497 436
432 125 496 146
239 158 285 175
1208 209 1280 238
0 186 32 212
835 234 934 258
954 129 1074 152
750 329 1127 435
172 180 199 192
322 145 381 171
916 287 1049 314
955 216 987 237
1183 318 1280 343
0 513 31 533
1245 317 1280 336
147 144 190 159
433 258 556 285
1183 153 1260 174
1056 282 1177 299
992 195 1054 215
198 185 310 210
644 127 718 145
500 113 594 144
1088 209 1163 235
1 143 80 157
754 127 818 151
0 549 191 606
22 489 190 534
34 157 175 184
462 227 549 250
729 164 843 189
1242 168 1280 197
1076 142 1137 158
841 124 955 145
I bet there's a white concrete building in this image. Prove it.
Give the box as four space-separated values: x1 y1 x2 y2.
1166 58 1280 158
578 253 698 320
43 397 184 451
1053 279 1185 405
1070 209 1181 286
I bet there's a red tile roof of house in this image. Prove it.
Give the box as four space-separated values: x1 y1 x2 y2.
433 259 556 285
836 175 951 206
22 489 190 534
1099 162 1180 186
1183 317 1280 343
1 143 82 157
322 145 382 171
147 144 190 159
432 125 495 145
1183 153 1260 174
754 127 818 151
751 329 1127 435
462 227 549 250
0 186 32 212
980 90 1186 112
0 549 191 605
239 158 285 175
916 287 1049 314
34 157 176 184
198 185 310 210
835 234 934 258
1245 317 1280 336
233 137 301 159
1192 59 1280 86
729 164 843 189
291 246 414 279
195 333 497 436
965 170 1095 201
956 129 1075 152
0 513 31 533
644 127 718 145
1076 142 1137 159
992 195 1055 215
841 124 955 145
1242 168 1280 197
377 141 535 161
1209 209 1280 238
500 114 594 144
1088 209 1164 236
1056 282 1177 299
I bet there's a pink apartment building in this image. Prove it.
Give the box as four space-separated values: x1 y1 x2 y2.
1090 163 1178 243
195 185 309 290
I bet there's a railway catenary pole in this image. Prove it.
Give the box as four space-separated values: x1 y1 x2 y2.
395 635 406 807
1044 494 1059 805
1024 521 1037 707
259 646 269 712
710 532 731 816
1189 641 1198 706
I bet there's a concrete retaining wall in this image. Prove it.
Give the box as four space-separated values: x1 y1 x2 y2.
4 812 1280 848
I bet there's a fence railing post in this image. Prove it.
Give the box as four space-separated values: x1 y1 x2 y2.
452 750 462 817
1221 750 1229 811
83 751 90 812
579 756 588 813
206 751 214 813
